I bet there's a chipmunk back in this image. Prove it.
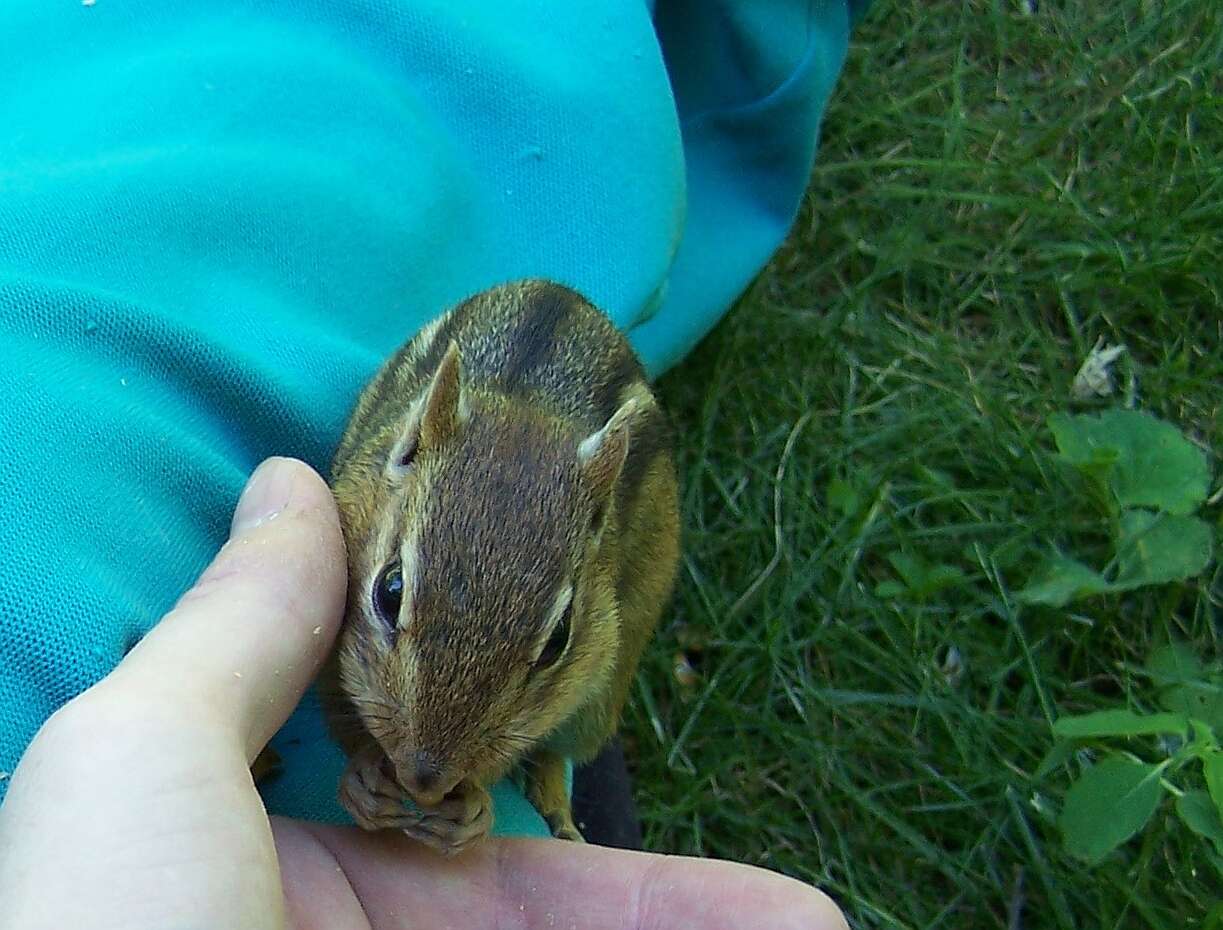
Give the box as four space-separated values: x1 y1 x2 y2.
324 279 680 853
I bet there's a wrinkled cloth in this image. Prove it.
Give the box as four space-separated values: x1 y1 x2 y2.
0 0 855 834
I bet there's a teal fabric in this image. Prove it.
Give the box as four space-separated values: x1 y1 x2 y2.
0 1 852 836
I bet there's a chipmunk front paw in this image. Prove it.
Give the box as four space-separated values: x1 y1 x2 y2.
338 747 418 833
408 779 494 857
339 751 492 856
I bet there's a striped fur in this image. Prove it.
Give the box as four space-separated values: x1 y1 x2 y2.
321 280 680 841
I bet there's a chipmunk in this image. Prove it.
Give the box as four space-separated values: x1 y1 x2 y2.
320 279 680 855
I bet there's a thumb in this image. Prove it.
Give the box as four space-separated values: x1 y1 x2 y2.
108 456 348 760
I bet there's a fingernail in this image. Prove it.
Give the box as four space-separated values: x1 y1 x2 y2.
231 457 297 537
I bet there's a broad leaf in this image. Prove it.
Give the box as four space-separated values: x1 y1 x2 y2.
1113 510 1213 589
1144 644 1223 731
877 552 965 599
1146 642 1204 685
1058 756 1163 864
1017 554 1112 606
1207 901 1223 927
827 478 861 517
1175 791 1223 857
887 552 928 590
1049 410 1210 516
874 580 906 599
917 564 967 597
1048 412 1120 486
1053 709 1189 740
1206 752 1223 821
1157 680 1223 735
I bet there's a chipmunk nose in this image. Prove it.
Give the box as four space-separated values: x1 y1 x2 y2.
400 749 448 805
411 750 441 791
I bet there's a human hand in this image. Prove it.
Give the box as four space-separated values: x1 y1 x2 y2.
0 457 845 929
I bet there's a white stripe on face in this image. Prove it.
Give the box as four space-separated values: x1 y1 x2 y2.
399 524 421 629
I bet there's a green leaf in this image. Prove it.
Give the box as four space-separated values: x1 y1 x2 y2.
1186 718 1220 751
874 580 906 599
1106 411 1211 515
1113 510 1214 589
1207 901 1223 930
1206 752 1223 820
1017 554 1113 606
1155 679 1223 735
1053 709 1189 740
1034 740 1077 780
1049 410 1210 516
879 551 966 599
886 551 927 589
1058 756 1164 864
1146 642 1205 685
916 564 967 597
1143 644 1223 730
1048 412 1120 486
1176 791 1223 857
827 478 862 518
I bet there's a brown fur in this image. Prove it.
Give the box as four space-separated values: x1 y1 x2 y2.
320 280 680 845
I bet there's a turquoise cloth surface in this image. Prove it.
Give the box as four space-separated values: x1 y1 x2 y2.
0 1 854 835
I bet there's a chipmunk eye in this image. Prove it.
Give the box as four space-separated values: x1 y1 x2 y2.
534 604 571 671
396 434 419 471
372 562 403 631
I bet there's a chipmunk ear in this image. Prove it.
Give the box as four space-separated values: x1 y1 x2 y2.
578 392 648 504
387 342 464 476
418 341 464 448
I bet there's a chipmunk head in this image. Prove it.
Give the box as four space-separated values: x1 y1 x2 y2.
333 341 650 805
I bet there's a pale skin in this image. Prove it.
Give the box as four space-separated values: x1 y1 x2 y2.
0 457 847 930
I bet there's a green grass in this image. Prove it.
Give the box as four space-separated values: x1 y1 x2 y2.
628 2 1223 927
